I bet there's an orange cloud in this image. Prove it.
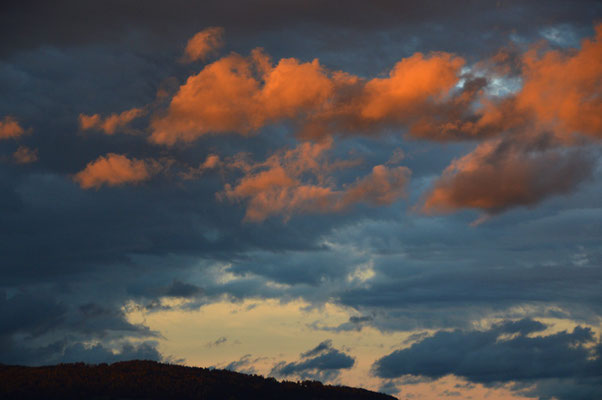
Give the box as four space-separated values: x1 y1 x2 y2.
413 23 602 143
84 23 602 221
299 52 466 140
221 140 409 222
402 78 519 141
74 153 159 189
340 165 410 208
151 49 337 145
79 108 145 135
361 52 464 122
0 116 25 139
150 53 260 144
183 27 224 63
515 23 602 140
418 24 602 218
138 22 602 148
150 49 465 145
180 154 221 180
13 146 38 164
422 137 594 217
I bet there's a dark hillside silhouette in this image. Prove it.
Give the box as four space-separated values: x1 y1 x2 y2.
0 360 397 400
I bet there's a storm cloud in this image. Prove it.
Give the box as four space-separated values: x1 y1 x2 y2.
373 319 602 400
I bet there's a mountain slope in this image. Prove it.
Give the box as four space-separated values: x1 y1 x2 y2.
0 360 397 400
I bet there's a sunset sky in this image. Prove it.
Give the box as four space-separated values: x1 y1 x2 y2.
1 1 601 399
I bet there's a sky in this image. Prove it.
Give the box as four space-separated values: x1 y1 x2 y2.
1 1 601 399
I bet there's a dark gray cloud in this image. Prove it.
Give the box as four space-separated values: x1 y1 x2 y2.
326 198 602 330
1 1 600 67
377 380 401 396
0 291 66 337
165 281 204 298
301 339 336 358
58 341 163 364
0 332 163 366
271 340 355 381
227 248 365 286
0 289 160 366
0 290 153 341
310 315 374 332
337 259 602 329
223 354 259 375
373 319 602 400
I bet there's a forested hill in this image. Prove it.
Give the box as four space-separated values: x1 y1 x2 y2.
0 360 397 400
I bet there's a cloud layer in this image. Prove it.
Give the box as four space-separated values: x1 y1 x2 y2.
150 50 465 145
78 22 602 220
1 3 601 400
221 140 410 221
373 319 602 400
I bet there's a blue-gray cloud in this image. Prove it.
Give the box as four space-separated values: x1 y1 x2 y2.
223 354 259 375
373 319 602 400
271 340 355 381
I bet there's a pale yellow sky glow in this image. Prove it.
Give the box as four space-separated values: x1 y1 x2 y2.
123 297 572 399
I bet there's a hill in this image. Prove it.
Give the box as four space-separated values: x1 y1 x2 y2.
0 360 397 400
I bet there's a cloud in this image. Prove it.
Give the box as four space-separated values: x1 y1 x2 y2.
180 154 221 180
80 23 602 222
372 319 602 400
165 281 203 298
68 23 602 221
183 27 224 63
1 5 601 397
75 302 157 336
0 116 25 139
220 140 410 221
301 339 334 358
410 23 602 143
421 136 595 217
149 23 602 146
334 208 602 329
149 48 465 144
1 338 163 366
150 49 336 144
0 290 160 366
59 341 162 364
223 354 259 374
412 24 602 218
374 321 597 379
0 291 66 338
1 0 597 61
82 22 602 223
271 339 355 381
301 52 467 141
516 23 602 140
311 315 374 332
0 291 152 342
206 336 227 348
340 164 411 208
73 153 159 189
79 108 145 135
12 146 38 164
